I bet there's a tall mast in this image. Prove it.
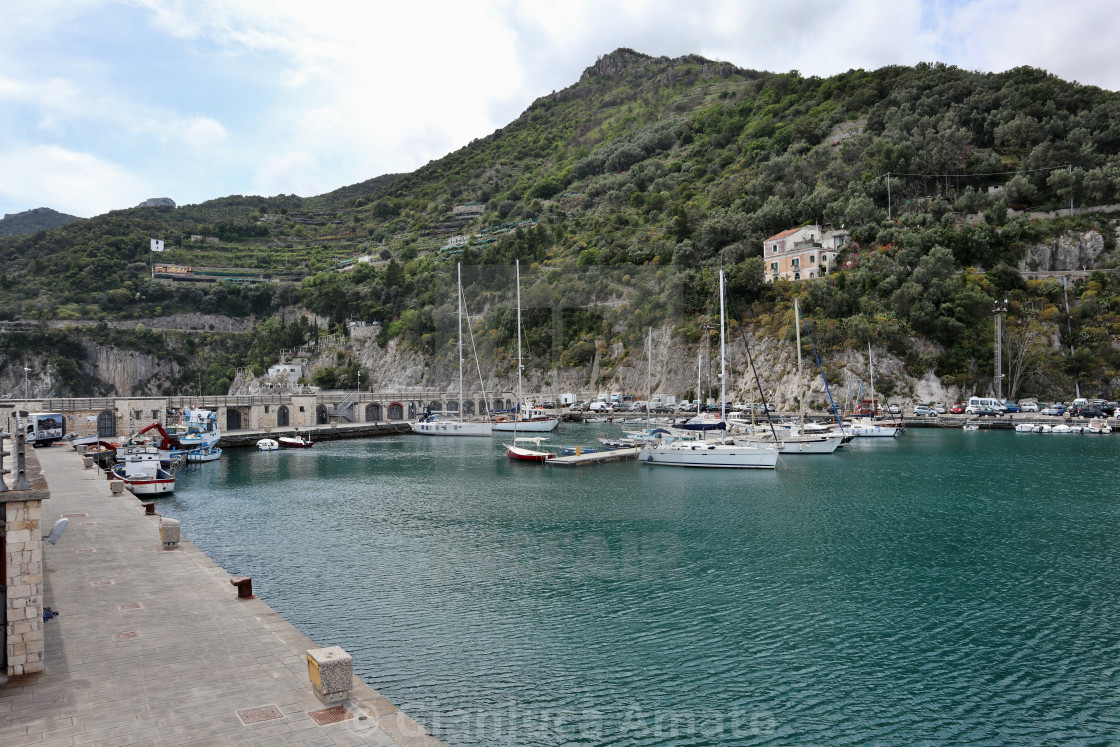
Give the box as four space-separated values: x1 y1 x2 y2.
516 260 522 433
458 263 464 423
646 327 652 434
868 341 875 418
719 269 727 425
696 352 702 417
796 299 804 433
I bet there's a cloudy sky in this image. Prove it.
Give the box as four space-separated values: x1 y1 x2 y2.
1 0 1116 218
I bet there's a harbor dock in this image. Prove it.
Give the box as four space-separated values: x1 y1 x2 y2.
0 444 444 746
548 447 641 466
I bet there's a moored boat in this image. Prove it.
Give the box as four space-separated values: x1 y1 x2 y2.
257 438 279 451
505 437 557 462
111 445 175 496
278 433 313 448
186 446 222 462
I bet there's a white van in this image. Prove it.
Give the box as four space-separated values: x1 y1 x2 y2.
965 397 1005 414
588 401 613 412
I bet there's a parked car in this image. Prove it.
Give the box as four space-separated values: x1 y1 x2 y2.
1070 405 1105 418
887 403 901 414
1003 401 1022 413
950 403 966 414
1041 404 1065 416
1020 401 1039 412
973 407 1002 417
933 403 947 414
913 405 938 417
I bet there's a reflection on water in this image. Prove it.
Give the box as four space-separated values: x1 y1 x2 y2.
167 427 1120 746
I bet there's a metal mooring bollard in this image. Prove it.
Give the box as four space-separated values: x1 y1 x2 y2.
143 502 156 515
230 577 254 599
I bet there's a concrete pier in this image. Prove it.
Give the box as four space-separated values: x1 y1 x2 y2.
0 445 444 746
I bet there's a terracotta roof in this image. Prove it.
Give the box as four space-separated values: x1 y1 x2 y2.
764 227 801 242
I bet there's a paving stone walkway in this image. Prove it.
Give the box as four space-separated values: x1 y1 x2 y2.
0 445 444 746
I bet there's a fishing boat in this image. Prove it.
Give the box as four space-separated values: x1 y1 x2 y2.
256 438 279 451
1087 417 1112 434
413 263 493 437
168 407 221 449
962 420 980 431
641 270 778 469
111 445 175 496
494 260 559 435
505 436 557 462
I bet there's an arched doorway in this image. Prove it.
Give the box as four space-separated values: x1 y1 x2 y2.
463 401 475 415
388 402 404 420
428 400 443 413
277 405 290 427
226 409 242 431
447 400 459 413
505 399 513 409
408 402 416 418
97 410 116 438
365 403 382 422
316 405 329 424
478 399 487 415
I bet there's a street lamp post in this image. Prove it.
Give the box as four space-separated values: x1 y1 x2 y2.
24 366 30 408
994 299 1009 399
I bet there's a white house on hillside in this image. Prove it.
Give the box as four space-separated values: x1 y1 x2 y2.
763 225 850 282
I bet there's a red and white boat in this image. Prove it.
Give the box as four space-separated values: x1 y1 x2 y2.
111 445 175 496
278 433 313 448
505 437 557 462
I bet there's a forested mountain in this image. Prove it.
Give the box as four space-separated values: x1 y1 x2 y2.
0 207 82 237
3 49 1120 401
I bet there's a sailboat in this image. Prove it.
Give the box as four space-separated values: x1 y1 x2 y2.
640 270 778 469
735 299 842 454
495 260 559 434
412 264 493 436
847 342 901 438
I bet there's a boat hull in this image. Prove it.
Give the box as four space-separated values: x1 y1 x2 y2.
491 418 559 433
505 443 556 462
412 421 493 436
278 436 313 448
639 441 778 469
111 464 175 495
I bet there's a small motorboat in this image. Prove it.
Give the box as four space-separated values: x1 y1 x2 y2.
186 446 222 462
962 421 980 431
278 433 313 448
256 438 279 451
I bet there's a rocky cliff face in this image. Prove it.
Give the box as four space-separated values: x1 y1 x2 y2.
1019 229 1111 272
84 342 181 396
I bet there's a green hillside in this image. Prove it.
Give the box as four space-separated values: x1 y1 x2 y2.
0 207 83 237
3 49 1120 399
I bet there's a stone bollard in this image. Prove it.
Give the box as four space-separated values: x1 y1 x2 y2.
83 455 94 469
76 444 87 455
306 646 353 704
110 480 124 494
159 517 180 549
230 577 254 599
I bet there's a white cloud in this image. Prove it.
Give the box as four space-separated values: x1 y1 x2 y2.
181 117 229 151
0 145 146 217
253 151 322 197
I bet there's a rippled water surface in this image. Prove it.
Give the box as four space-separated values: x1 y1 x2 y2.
166 427 1120 745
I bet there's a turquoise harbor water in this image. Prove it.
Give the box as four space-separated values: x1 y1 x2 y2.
166 427 1120 746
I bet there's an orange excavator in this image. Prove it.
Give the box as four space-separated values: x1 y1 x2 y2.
135 422 184 452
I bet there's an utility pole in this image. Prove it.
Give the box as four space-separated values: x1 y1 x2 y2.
994 299 1008 399
24 366 30 408
1062 276 1079 398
